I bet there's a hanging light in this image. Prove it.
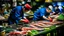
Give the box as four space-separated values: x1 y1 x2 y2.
45 0 52 2
35 0 39 2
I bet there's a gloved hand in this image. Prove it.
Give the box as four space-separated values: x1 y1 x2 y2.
21 19 29 23
48 17 53 22
49 18 53 22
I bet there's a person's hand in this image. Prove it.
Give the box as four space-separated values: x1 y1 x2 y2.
20 19 29 23
43 16 50 20
48 16 51 19
47 16 51 20
48 16 53 22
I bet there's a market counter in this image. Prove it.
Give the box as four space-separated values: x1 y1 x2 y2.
1 21 64 36
26 21 64 36
33 24 64 36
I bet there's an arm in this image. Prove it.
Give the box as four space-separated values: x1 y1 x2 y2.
15 10 22 21
40 8 49 20
43 16 49 20
20 10 28 21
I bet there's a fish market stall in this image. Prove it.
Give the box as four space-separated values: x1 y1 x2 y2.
3 20 64 36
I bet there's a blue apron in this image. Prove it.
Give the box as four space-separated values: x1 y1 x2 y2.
8 6 24 25
33 8 50 21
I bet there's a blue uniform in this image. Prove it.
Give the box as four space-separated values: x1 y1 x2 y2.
60 9 64 13
33 8 50 21
8 6 24 25
54 9 60 15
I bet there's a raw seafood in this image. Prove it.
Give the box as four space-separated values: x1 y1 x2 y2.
30 24 38 28
9 31 27 36
22 27 42 31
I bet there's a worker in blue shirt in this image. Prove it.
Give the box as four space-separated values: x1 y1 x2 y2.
8 4 32 25
61 6 64 13
33 7 52 21
54 6 60 15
